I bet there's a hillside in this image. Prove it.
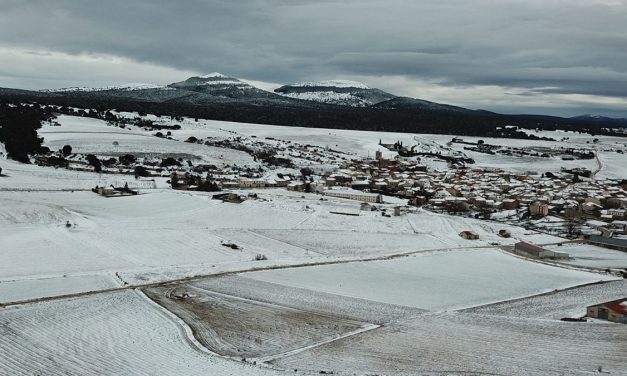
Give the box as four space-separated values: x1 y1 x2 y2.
275 80 396 107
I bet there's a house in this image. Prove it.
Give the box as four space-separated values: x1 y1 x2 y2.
323 189 382 203
502 199 518 210
238 179 266 189
287 182 306 192
459 230 479 240
529 201 549 217
409 196 427 206
514 241 569 259
586 298 627 324
95 186 115 197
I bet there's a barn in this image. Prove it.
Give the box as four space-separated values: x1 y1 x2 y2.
514 241 569 259
587 298 627 324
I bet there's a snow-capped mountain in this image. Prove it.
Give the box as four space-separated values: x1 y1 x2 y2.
275 80 396 107
167 72 292 102
169 72 252 91
571 114 627 124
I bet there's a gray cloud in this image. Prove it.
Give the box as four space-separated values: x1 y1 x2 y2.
1 0 626 116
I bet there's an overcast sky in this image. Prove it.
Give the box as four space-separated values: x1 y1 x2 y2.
1 0 627 117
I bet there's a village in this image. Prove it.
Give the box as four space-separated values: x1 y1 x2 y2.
156 138 627 243
14 113 625 329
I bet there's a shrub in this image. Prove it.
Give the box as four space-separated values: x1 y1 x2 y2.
61 144 72 157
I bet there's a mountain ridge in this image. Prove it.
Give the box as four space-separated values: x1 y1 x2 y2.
1 73 625 138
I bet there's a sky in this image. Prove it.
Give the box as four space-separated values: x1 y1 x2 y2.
1 0 627 117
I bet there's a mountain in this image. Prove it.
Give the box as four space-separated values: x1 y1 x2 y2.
167 72 283 102
34 73 301 107
372 96 479 113
274 80 396 107
1 73 626 139
571 114 627 126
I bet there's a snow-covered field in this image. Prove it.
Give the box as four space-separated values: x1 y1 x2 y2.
1 114 625 376
272 310 627 375
0 290 277 376
0 190 317 303
547 243 627 269
41 115 257 167
466 279 627 319
118 114 627 176
245 248 616 311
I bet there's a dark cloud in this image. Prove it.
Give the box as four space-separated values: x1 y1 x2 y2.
1 0 626 115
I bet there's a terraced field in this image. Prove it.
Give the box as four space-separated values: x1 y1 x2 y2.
143 285 372 359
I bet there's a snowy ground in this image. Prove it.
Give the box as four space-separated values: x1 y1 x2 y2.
0 187 567 304
271 310 627 375
0 290 278 376
41 115 258 167
136 114 627 176
1 114 626 375
0 190 317 303
245 248 616 311
546 243 627 269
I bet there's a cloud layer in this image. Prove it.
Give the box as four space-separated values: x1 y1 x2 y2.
1 0 626 116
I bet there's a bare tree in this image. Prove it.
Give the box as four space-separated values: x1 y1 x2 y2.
564 210 583 238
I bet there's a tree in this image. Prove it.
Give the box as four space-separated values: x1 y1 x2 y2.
134 166 150 177
61 144 72 157
170 173 180 188
119 154 136 165
479 206 492 219
85 154 102 172
300 167 314 177
564 210 582 238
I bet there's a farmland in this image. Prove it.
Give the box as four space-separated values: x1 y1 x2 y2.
1 113 626 375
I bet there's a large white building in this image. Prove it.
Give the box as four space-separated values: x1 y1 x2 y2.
323 188 382 203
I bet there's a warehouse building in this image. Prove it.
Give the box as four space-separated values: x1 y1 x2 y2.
587 299 627 324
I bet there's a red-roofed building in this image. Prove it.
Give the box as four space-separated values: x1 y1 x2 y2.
587 298 627 324
514 241 569 259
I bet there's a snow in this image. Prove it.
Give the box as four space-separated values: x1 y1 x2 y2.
279 91 368 106
0 189 325 303
42 83 167 92
286 80 370 89
546 243 627 268
40 115 258 167
0 274 117 303
245 248 617 311
272 309 627 375
198 80 250 87
1 113 625 375
199 72 227 78
0 290 277 375
467 279 627 319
